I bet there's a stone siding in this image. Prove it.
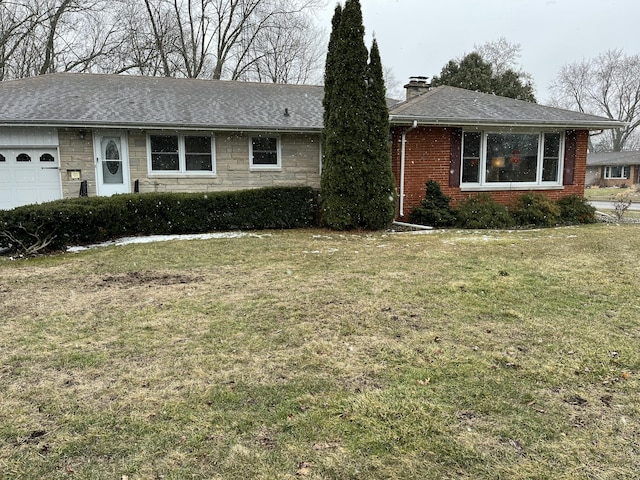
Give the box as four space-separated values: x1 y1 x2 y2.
59 128 321 198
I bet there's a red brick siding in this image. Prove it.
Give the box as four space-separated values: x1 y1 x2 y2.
391 126 590 221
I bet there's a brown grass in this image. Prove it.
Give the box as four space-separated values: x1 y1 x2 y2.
0 226 639 479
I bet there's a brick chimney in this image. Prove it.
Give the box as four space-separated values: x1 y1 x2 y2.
404 76 431 100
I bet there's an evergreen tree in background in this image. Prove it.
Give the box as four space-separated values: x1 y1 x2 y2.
432 52 536 102
320 0 396 230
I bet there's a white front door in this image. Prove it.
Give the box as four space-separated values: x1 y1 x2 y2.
95 131 130 196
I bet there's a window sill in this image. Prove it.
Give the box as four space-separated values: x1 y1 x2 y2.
460 184 564 192
250 167 282 172
148 173 217 178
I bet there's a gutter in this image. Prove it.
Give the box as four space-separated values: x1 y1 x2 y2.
0 122 323 135
399 120 418 218
389 117 627 131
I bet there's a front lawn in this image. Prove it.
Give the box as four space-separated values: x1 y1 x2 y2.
1 226 638 479
584 186 640 201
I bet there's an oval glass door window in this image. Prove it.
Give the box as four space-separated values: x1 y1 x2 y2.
102 138 123 184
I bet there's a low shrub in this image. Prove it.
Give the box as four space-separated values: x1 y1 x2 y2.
510 192 560 227
556 195 596 224
409 180 456 227
0 186 316 254
455 194 514 229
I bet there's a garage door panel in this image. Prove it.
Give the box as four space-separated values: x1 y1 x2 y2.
0 148 62 210
14 168 38 184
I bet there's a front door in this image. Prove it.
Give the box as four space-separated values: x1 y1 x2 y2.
95 131 130 196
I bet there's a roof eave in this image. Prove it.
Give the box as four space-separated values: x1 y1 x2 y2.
389 116 627 130
0 120 323 133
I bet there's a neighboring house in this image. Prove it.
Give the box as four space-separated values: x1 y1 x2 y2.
0 73 624 218
586 151 640 187
389 78 625 219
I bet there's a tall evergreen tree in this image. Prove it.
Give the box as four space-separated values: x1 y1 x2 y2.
322 4 342 129
320 0 396 230
362 38 396 229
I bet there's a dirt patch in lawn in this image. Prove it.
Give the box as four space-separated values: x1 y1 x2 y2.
100 271 205 288
0 264 213 320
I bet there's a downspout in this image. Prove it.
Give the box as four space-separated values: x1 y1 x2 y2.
399 120 418 218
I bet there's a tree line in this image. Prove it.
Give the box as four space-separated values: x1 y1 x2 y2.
0 0 325 83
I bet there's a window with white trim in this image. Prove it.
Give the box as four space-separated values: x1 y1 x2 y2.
250 136 280 169
148 134 215 174
461 131 563 187
604 165 629 179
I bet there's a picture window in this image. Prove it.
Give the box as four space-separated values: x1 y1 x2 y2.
461 131 563 186
604 166 629 179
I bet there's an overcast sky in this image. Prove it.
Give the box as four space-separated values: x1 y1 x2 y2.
315 0 640 103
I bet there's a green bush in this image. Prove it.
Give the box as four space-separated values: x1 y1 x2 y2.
455 194 514 229
0 187 316 254
510 192 560 227
556 194 596 224
409 180 456 227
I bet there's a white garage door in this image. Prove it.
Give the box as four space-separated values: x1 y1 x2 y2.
0 148 62 210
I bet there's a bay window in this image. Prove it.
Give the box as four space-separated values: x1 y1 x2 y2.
461 130 563 187
149 133 214 174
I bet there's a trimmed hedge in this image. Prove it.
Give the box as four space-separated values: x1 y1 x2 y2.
0 186 317 254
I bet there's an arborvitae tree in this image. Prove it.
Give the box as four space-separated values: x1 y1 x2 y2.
322 4 342 130
361 38 396 229
320 0 396 230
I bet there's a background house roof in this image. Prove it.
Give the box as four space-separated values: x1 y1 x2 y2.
388 85 626 130
0 73 324 131
587 151 640 166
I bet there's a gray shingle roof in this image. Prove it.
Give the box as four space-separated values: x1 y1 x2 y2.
0 73 624 132
388 85 626 130
587 151 640 166
0 73 324 131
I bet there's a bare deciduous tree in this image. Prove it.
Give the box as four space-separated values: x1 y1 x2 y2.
1 0 325 84
1 1 41 80
240 7 325 84
1 0 129 78
474 36 527 78
549 49 640 152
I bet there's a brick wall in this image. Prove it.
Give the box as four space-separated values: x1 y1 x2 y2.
391 126 590 220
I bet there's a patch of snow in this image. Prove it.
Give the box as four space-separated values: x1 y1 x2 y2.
67 231 270 253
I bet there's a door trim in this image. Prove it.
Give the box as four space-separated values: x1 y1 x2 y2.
94 130 131 197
